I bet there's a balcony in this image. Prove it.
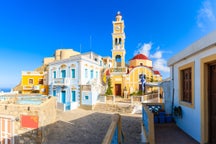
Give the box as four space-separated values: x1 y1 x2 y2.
52 78 71 86
22 85 34 90
110 67 127 73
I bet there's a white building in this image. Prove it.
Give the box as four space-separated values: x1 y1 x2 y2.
168 30 216 144
48 51 105 111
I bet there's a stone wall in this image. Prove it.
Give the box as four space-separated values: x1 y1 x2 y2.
0 96 56 144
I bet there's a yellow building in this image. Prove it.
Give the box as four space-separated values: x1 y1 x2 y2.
21 71 48 95
106 12 162 96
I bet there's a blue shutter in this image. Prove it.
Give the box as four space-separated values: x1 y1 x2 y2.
72 91 76 102
53 71 56 78
61 70 66 78
72 69 75 78
61 91 66 104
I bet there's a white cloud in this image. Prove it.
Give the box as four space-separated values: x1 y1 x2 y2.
150 51 162 59
153 59 170 73
134 42 170 78
134 42 152 57
197 0 216 30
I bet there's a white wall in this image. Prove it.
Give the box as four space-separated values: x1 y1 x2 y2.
172 46 216 142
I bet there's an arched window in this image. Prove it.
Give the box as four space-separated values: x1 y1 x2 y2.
115 55 122 67
119 38 122 45
115 38 118 45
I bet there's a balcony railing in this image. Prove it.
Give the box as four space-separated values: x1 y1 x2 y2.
110 67 127 73
22 85 34 90
52 78 70 86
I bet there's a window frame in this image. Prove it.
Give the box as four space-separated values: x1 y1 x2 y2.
178 62 194 108
85 68 88 78
38 78 43 85
28 79 33 85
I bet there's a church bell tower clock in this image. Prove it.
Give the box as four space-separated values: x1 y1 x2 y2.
112 11 126 68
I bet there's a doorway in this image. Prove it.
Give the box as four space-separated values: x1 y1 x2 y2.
115 84 121 96
208 63 216 143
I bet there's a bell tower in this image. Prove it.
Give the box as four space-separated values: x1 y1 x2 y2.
112 11 126 68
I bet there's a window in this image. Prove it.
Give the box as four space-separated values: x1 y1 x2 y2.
85 69 88 78
182 68 192 102
85 95 89 100
38 79 43 85
179 62 194 108
115 38 118 45
29 79 33 85
72 91 76 102
53 71 56 78
71 69 75 78
140 63 143 66
61 70 66 78
90 70 94 79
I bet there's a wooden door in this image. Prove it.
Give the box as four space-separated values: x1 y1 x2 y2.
115 84 121 96
209 63 216 143
0 117 14 144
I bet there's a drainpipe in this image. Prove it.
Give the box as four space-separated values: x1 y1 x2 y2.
171 65 175 115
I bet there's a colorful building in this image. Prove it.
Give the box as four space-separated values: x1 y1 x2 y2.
21 71 48 95
105 12 162 96
0 95 56 144
48 51 105 111
168 30 216 143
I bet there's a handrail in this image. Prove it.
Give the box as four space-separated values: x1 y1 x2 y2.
102 113 124 144
142 104 155 144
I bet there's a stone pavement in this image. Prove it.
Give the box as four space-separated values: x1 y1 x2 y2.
46 99 199 144
155 123 199 144
46 107 142 144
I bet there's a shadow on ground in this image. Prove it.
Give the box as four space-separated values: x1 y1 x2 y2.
46 112 141 144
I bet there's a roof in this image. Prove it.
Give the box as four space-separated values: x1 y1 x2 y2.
131 54 148 60
153 70 161 75
168 30 216 66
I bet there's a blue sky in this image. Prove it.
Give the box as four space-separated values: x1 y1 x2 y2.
0 0 216 88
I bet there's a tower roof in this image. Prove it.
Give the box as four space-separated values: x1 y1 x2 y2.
131 54 148 60
116 11 121 16
116 11 122 21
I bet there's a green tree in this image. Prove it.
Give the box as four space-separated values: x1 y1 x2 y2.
105 78 113 95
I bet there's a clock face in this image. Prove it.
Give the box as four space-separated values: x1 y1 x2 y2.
115 25 120 30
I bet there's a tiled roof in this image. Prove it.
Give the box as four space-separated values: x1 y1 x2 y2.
153 70 160 75
131 54 148 60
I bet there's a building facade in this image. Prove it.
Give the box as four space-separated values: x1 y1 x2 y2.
106 12 162 96
48 51 104 111
168 30 216 143
21 71 48 95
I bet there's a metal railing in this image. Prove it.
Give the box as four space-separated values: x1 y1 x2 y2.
52 78 70 85
102 113 124 144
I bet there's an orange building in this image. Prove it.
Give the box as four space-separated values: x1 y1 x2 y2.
21 71 48 95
